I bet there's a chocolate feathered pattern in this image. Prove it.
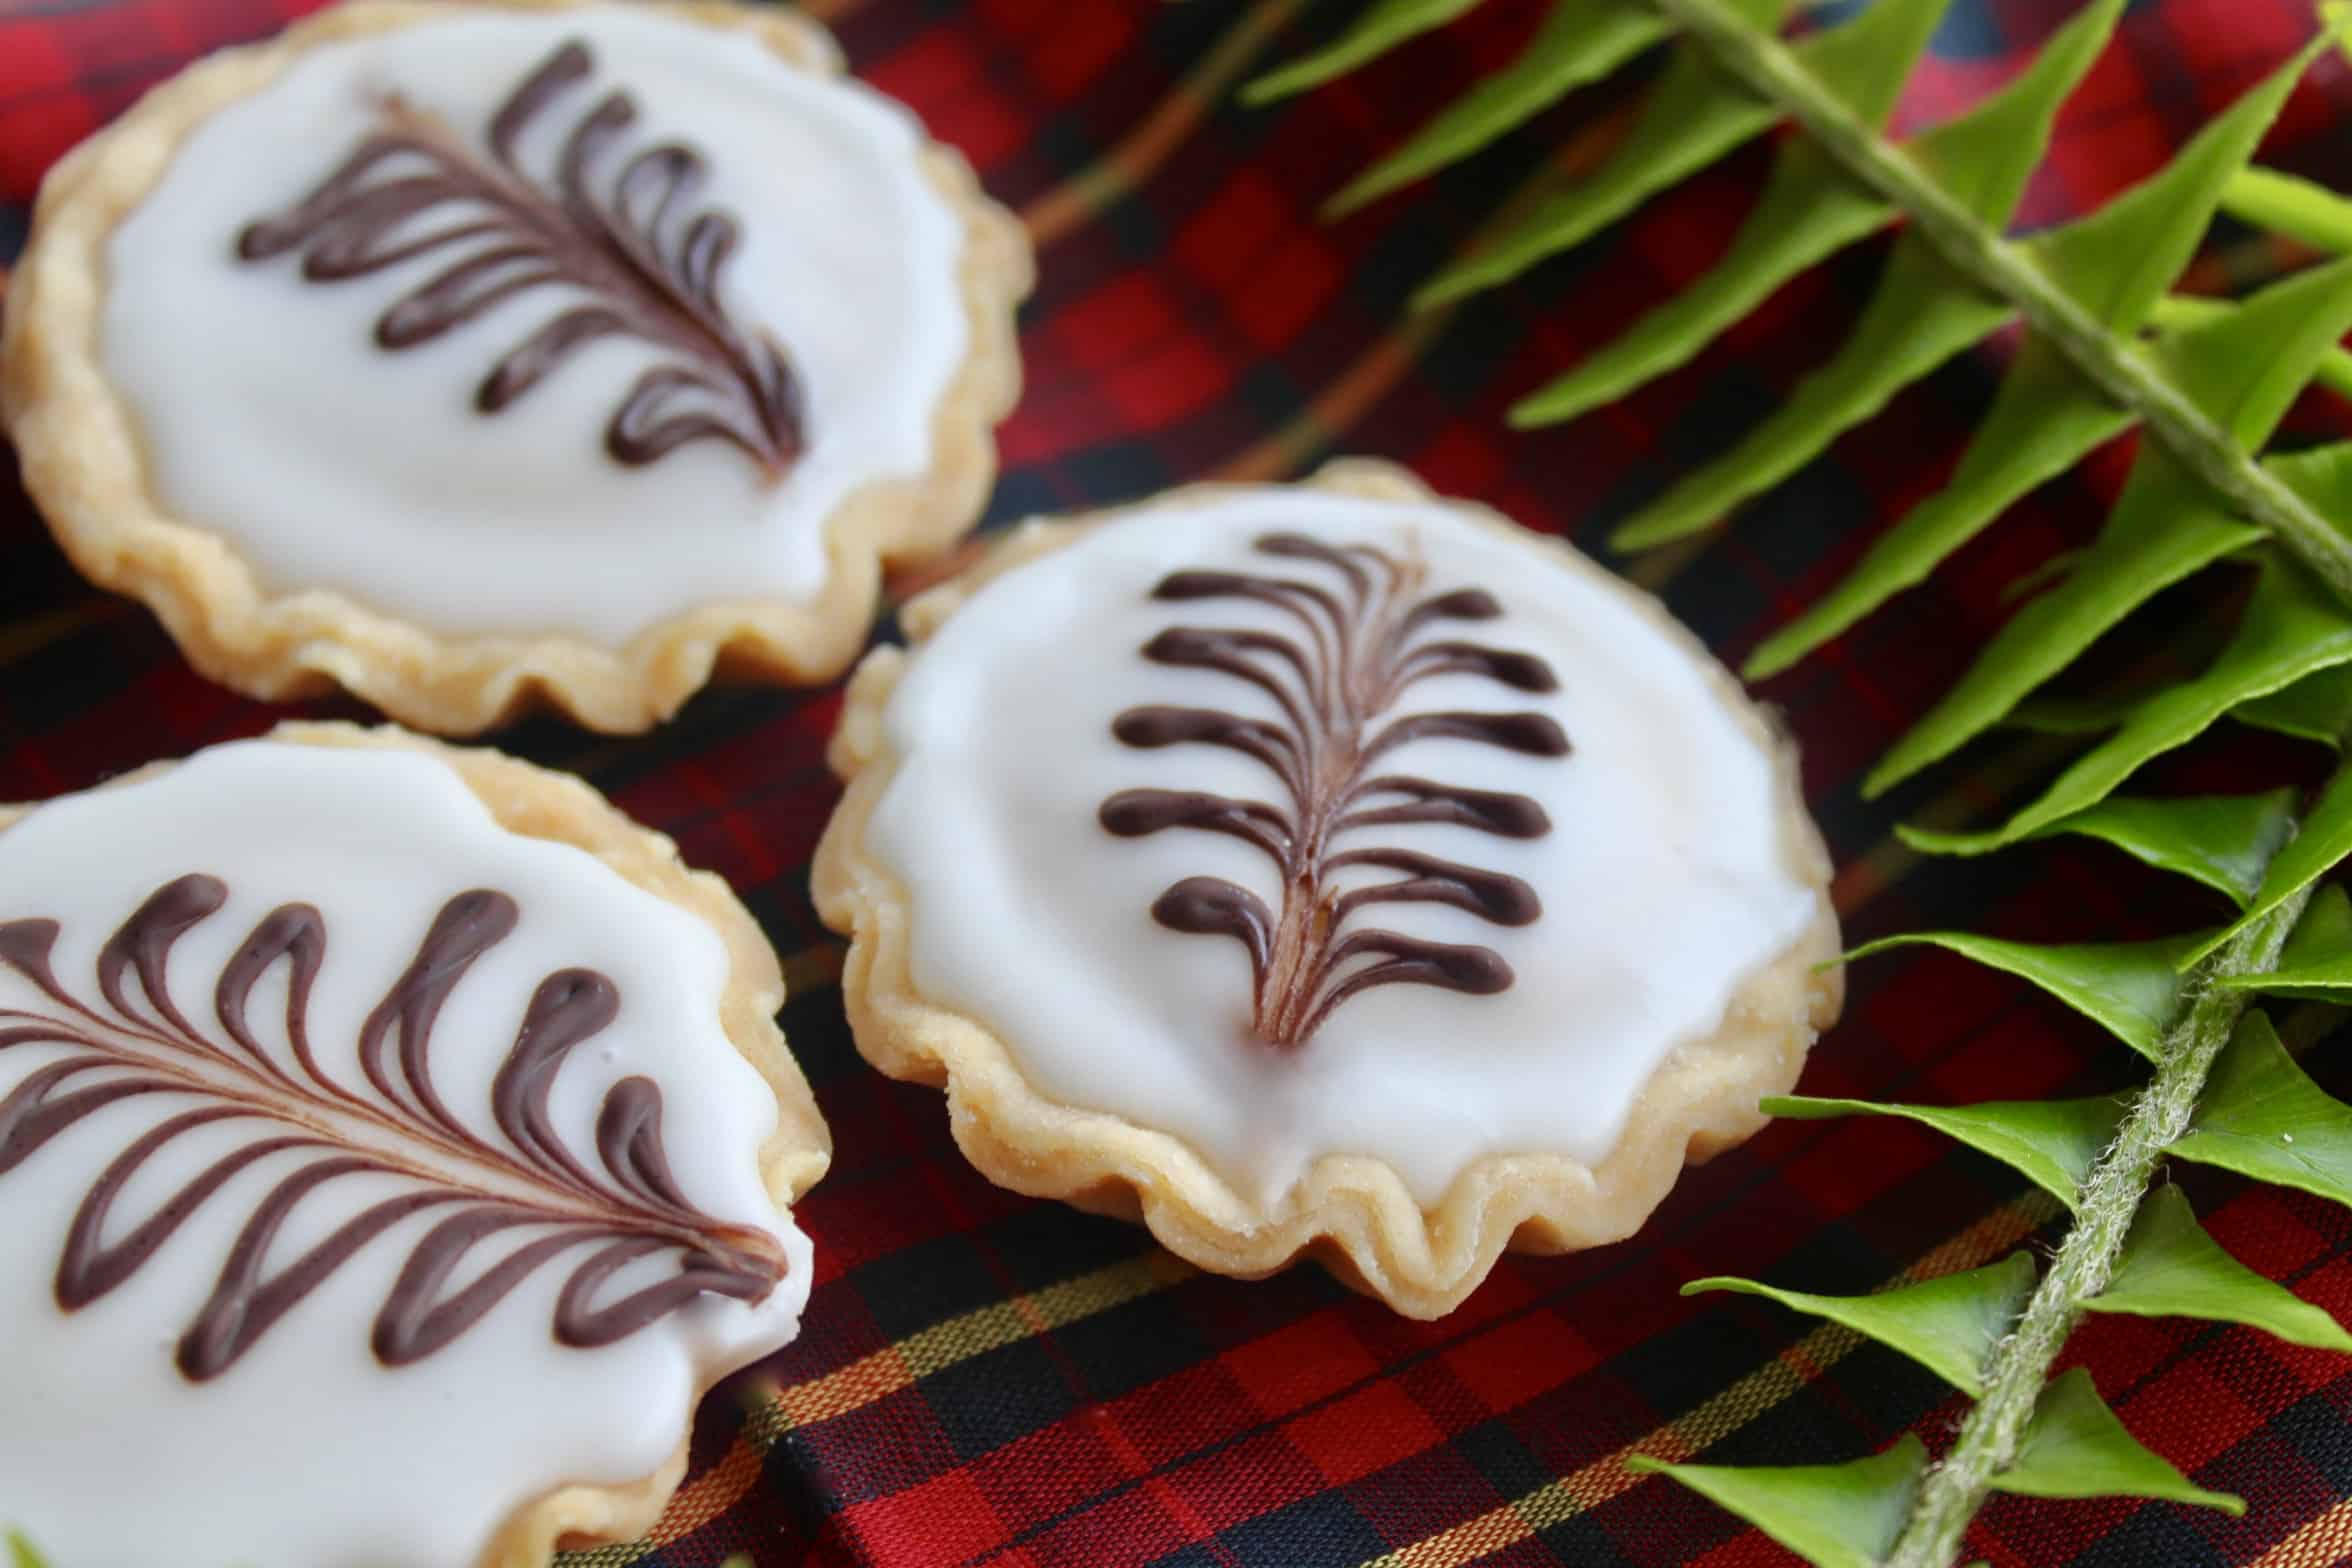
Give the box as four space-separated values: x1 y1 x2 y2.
1101 533 1569 1047
237 38 804 478
0 876 787 1382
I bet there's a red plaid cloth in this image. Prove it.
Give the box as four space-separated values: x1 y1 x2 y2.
7 2 2352 1564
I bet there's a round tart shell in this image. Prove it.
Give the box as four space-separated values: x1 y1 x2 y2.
813 459 1843 1319
0 0 1034 735
1 720 831 1566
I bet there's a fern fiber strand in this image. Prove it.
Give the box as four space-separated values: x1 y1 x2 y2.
1024 0 1315 247
1639 0 2352 606
1882 810 2331 1565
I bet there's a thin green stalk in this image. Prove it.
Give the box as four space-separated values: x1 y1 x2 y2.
1878 740 2347 1568
1643 0 2352 604
2219 166 2352 256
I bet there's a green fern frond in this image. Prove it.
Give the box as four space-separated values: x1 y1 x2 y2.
1838 930 2199 1060
1415 43 1785 308
1323 0 1672 216
1261 0 2352 610
1687 1253 2038 1397
2088 1184 2352 1352
1764 1094 2128 1211
1626 1437 1928 1568
1886 880 2322 1565
1748 334 2129 678
2216 884 2352 997
1256 2 2352 1561
2235 659 2352 743
1908 549 2352 835
1899 789 2299 906
1610 239 2012 545
1241 0 1489 103
2171 1009 2352 1202
2187 761 2352 965
1992 1369 2244 1515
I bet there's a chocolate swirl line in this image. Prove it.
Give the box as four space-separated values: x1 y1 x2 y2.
1100 532 1570 1048
0 876 787 1382
237 38 805 478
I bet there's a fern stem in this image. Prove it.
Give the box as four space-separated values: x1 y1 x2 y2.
1643 0 2352 604
1882 877 2317 1567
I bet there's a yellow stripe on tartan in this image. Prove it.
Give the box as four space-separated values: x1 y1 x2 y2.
837 1250 1194 1401
556 1253 1198 1564
1620 535 1715 596
555 1193 2058 1564
651 1428 767 1540
589 23 2214 1555
1216 317 1455 484
555 1394 777 1568
780 941 845 997
1212 105 1641 485
1365 1509 1542 1568
0 601 126 670
1348 1193 2062 1568
2254 1495 2352 1567
1022 0 1318 250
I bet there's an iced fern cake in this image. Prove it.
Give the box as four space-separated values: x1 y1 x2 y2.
815 461 1842 1317
1 0 1031 733
0 724 829 1567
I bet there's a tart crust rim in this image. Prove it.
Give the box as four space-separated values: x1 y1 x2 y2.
0 718 831 1566
812 458 1843 1320
0 0 1035 735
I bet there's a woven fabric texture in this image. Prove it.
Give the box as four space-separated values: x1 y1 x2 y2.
7 1 2352 1564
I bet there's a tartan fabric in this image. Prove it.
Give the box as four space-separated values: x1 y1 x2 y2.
7 1 2352 1564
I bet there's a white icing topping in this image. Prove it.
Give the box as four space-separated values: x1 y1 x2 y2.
0 740 810 1568
103 6 969 646
867 489 1822 1208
